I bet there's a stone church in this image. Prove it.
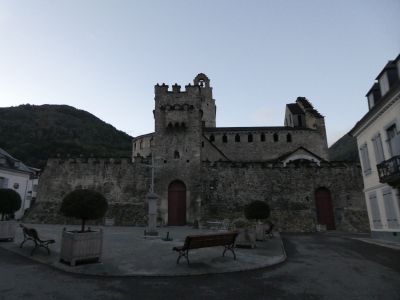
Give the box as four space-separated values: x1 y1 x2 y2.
30 74 368 232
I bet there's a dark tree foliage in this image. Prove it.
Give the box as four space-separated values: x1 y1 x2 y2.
244 200 270 220
0 189 22 220
0 104 133 168
60 189 108 232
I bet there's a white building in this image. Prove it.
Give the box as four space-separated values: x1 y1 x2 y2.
351 54 400 242
0 148 40 220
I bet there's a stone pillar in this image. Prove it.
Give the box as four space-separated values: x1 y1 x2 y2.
145 192 159 237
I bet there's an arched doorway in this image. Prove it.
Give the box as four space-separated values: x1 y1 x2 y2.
315 187 336 230
168 180 186 226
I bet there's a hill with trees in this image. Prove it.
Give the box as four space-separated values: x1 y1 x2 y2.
0 104 133 168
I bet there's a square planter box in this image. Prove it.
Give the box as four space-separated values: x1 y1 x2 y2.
60 229 103 266
235 228 256 248
0 221 17 241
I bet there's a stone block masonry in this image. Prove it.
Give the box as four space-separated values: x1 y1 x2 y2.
200 161 369 232
26 157 151 226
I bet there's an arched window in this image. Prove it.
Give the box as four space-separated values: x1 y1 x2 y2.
248 134 253 142
181 122 186 128
222 135 228 143
167 122 173 129
235 134 240 142
286 133 292 142
273 133 279 142
209 134 215 142
174 151 180 159
260 133 265 142
140 140 143 149
175 122 180 128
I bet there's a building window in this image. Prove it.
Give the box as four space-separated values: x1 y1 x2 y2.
286 133 292 143
260 133 265 142
382 187 399 229
359 143 371 175
209 135 215 142
298 115 303 127
371 134 385 164
235 134 240 142
273 133 279 142
386 124 399 156
174 151 180 159
222 135 228 143
201 141 204 147
248 134 253 143
140 141 143 149
368 191 382 229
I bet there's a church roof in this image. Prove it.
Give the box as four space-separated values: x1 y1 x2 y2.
296 97 323 118
286 103 304 115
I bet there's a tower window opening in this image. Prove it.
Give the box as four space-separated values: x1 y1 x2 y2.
248 134 253 143
181 122 186 128
273 133 279 142
175 122 180 128
201 141 204 147
210 135 215 142
235 134 240 142
167 122 173 129
261 133 266 142
140 141 143 149
222 135 228 143
174 151 180 159
287 133 292 143
298 115 302 127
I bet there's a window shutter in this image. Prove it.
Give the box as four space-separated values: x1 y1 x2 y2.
360 144 372 175
368 191 382 229
372 135 385 164
382 188 399 229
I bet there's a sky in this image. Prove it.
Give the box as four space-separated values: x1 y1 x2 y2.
0 1 399 146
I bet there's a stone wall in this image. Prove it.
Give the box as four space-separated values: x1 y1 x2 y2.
27 157 369 233
200 161 369 232
202 127 328 162
26 157 151 226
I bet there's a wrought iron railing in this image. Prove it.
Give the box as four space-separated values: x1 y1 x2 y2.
377 155 400 184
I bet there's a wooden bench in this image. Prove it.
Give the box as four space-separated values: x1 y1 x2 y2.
172 231 238 264
19 224 55 256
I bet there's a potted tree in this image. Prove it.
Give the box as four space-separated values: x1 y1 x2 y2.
232 218 256 248
59 189 108 266
244 200 271 241
0 189 22 241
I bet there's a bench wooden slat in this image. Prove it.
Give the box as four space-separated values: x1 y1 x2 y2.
173 231 238 264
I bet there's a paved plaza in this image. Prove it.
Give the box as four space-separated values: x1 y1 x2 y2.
0 232 399 299
0 224 285 276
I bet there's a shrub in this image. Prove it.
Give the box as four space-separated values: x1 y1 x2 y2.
0 189 22 220
244 200 270 221
60 189 108 232
232 218 252 229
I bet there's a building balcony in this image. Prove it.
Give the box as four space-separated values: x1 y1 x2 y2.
377 155 400 187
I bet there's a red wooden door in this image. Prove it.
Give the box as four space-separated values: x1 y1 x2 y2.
168 181 186 226
315 188 336 230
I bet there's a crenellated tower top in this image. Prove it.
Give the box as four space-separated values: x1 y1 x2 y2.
154 74 216 128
